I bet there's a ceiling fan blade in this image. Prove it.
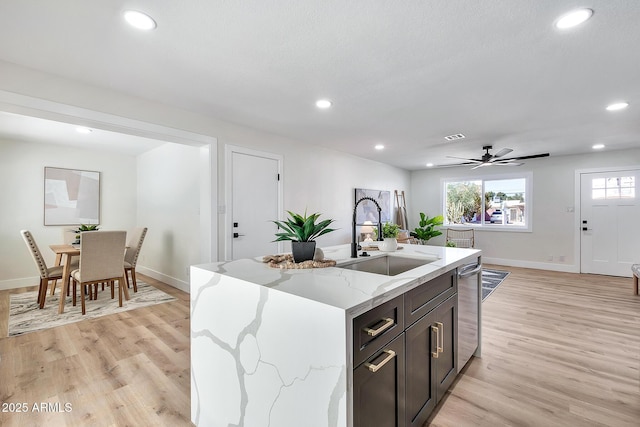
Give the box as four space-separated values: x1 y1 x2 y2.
492 148 513 158
470 163 491 170
493 161 524 166
509 153 550 161
446 155 483 163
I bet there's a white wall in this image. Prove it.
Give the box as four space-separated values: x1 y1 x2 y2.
410 148 640 272
217 140 411 258
0 138 137 289
0 61 411 290
136 143 204 291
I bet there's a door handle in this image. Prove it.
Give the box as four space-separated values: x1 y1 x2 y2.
459 264 482 278
233 232 246 238
436 322 444 356
365 349 396 373
363 317 394 337
431 325 439 358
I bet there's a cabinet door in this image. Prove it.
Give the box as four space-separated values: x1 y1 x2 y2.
353 333 405 427
434 295 457 399
405 294 458 427
405 309 437 427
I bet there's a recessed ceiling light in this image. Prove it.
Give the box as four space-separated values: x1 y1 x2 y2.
555 8 593 29
426 163 434 167
374 144 384 150
316 99 332 109
606 102 629 111
592 144 605 150
76 127 92 134
124 10 157 30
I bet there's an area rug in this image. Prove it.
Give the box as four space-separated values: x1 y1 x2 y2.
8 280 176 336
482 269 510 301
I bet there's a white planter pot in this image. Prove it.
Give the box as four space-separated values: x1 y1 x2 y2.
379 237 398 252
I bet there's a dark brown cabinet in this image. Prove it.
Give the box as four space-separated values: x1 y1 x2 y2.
405 294 457 427
353 333 405 427
352 269 459 427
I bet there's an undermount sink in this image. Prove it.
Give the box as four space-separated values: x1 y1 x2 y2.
337 254 438 276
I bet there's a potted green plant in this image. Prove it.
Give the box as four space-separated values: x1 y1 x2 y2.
272 210 336 262
373 222 401 252
410 213 443 244
72 224 99 243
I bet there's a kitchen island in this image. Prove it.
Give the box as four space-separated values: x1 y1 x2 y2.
190 243 481 427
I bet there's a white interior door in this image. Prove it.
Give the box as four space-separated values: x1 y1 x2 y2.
229 148 281 260
580 169 640 276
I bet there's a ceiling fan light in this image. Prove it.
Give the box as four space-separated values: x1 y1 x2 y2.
555 8 593 29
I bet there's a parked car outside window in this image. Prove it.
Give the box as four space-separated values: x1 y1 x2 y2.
490 210 503 224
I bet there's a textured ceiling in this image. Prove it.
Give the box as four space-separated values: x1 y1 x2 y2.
0 0 638 169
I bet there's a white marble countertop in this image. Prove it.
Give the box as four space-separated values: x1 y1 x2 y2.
193 243 481 318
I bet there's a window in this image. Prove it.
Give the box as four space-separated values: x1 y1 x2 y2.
592 176 635 199
443 173 531 230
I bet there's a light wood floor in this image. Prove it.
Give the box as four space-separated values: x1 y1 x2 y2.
429 265 640 427
1 268 638 426
0 274 191 427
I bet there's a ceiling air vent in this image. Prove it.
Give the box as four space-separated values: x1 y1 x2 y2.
444 133 466 141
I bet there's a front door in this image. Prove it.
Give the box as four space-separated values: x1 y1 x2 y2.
228 147 282 260
580 169 640 276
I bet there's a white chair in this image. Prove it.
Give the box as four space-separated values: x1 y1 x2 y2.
124 227 147 292
70 230 129 315
20 230 78 309
446 228 475 248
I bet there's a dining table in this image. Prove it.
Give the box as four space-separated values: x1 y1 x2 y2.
49 244 80 314
50 243 131 314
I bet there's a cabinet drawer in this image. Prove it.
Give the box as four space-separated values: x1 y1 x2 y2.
404 269 456 326
353 295 404 367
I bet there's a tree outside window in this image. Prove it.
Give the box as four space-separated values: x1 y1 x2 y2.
444 175 530 229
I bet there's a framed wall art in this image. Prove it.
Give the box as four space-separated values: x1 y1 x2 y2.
44 167 100 226
354 188 391 225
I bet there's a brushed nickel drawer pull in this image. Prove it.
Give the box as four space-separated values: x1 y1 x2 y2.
363 317 394 337
436 321 444 355
365 349 396 373
431 325 439 358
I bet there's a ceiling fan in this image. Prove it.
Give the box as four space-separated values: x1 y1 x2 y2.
445 145 549 169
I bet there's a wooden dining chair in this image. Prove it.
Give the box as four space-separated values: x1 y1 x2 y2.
124 227 147 292
20 230 78 309
70 230 129 315
47 227 81 297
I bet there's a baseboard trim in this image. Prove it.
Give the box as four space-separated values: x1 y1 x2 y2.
482 257 579 273
137 266 189 293
0 276 39 291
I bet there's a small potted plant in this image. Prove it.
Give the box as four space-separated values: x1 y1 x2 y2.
373 222 401 252
72 224 99 244
272 210 336 262
410 213 443 244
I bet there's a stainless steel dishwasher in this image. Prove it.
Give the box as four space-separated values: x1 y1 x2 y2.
457 257 482 372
